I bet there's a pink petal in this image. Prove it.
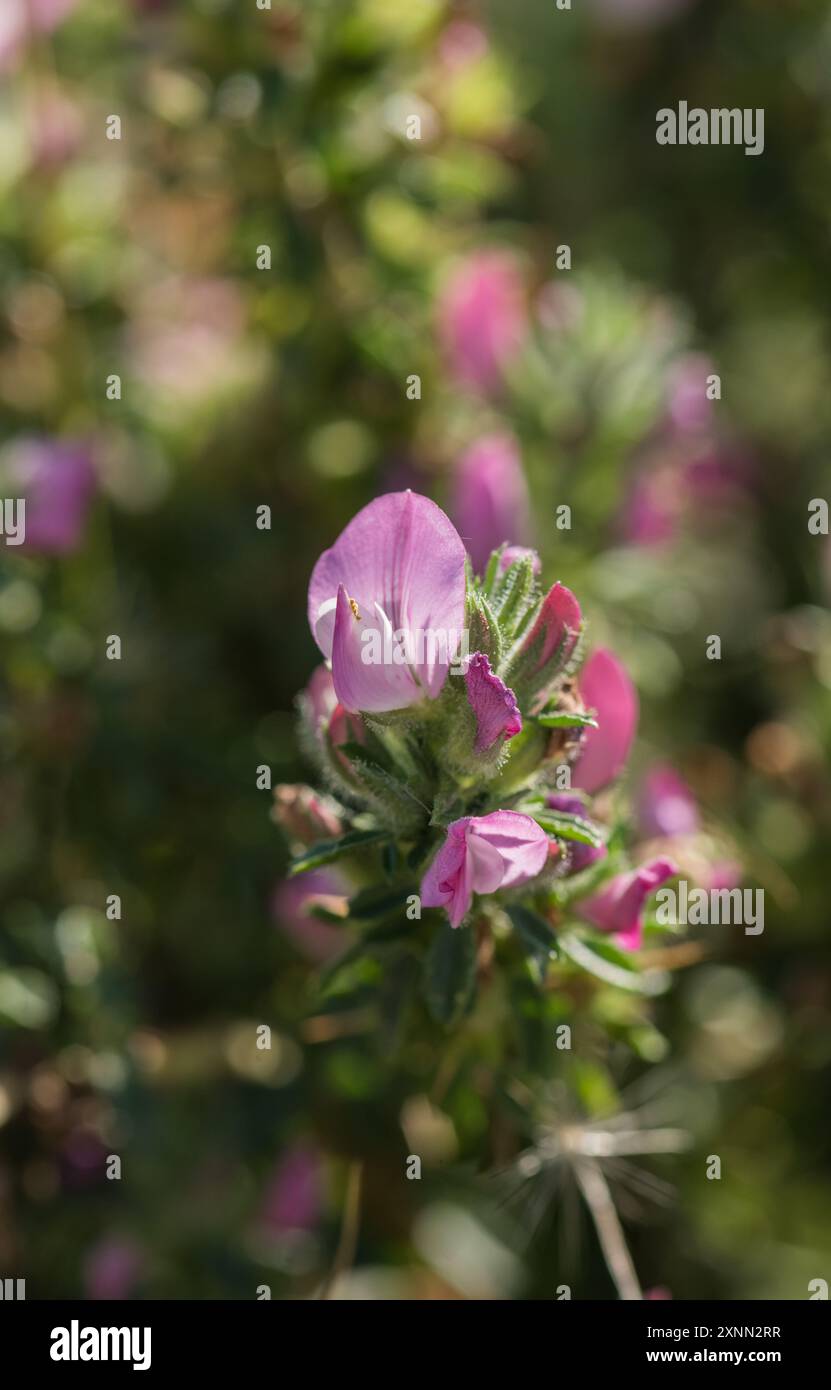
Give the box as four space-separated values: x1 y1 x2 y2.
421 821 472 928
420 812 548 928
467 810 549 888
308 492 467 701
572 648 639 793
465 652 522 752
465 827 508 893
579 857 677 951
522 581 582 672
330 585 421 713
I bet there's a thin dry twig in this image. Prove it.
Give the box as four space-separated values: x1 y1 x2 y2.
574 1156 642 1301
319 1160 364 1300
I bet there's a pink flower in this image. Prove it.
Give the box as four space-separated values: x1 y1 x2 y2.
572 648 638 794
272 869 347 962
307 492 467 714
465 653 522 752
451 434 531 574
547 794 607 874
3 437 94 553
579 857 677 951
438 252 526 394
260 1142 324 1236
638 764 699 839
421 811 549 928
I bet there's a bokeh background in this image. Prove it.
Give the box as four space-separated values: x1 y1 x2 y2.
1 0 830 1300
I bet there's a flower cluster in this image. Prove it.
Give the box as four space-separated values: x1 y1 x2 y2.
276 489 732 1020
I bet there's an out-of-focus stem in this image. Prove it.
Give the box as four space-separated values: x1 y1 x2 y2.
320 1161 363 1300
575 1157 642 1301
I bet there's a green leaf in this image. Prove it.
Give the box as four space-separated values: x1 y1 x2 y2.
558 932 669 995
351 758 428 835
506 904 559 974
319 917 413 987
481 546 505 597
532 811 605 848
347 884 415 920
534 711 598 730
288 829 389 876
424 920 478 1025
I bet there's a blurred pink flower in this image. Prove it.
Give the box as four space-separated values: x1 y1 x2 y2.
308 492 467 713
438 252 526 394
272 869 348 962
127 277 247 405
1 0 80 72
304 664 339 735
438 20 489 71
84 1236 143 1300
421 811 549 928
272 784 342 845
683 446 753 507
260 1143 324 1236
573 648 639 794
644 1286 672 1300
4 436 94 553
29 85 84 168
638 763 700 839
706 860 742 891
667 354 714 434
619 470 677 547
579 856 678 950
452 434 531 574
